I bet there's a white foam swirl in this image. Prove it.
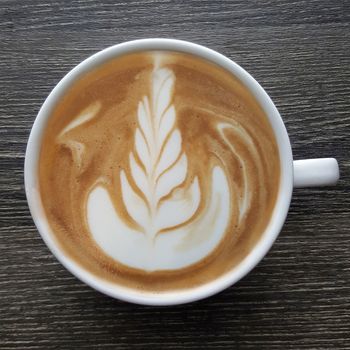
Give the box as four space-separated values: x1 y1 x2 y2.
87 64 231 271
123 67 197 240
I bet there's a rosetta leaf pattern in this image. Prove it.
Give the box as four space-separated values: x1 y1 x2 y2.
121 67 198 240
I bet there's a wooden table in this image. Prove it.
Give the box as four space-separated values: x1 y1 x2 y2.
1 1 349 348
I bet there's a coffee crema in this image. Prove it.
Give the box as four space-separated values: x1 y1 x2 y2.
39 51 280 292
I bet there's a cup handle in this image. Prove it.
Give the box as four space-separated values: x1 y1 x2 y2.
293 158 339 188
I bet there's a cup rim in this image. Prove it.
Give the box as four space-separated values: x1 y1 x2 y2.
25 38 293 305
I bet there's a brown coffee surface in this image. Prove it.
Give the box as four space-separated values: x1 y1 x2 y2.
39 51 280 292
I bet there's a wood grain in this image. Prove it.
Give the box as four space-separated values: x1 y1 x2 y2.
0 0 349 349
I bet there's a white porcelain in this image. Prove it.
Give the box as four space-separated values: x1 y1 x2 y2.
25 39 339 305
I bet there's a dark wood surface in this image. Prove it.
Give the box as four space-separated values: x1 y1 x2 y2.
1 0 349 348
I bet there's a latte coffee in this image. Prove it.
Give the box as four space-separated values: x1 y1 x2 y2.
39 51 280 292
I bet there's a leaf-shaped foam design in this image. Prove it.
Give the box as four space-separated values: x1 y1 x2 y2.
87 64 231 271
120 170 149 230
121 66 200 240
158 106 176 147
155 129 182 179
155 177 200 232
137 100 153 150
135 128 151 174
129 153 150 201
152 69 174 126
155 153 187 202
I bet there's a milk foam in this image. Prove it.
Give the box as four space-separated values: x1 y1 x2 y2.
87 65 230 271
88 167 229 270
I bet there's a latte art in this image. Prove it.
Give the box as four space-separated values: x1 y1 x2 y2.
39 51 280 291
88 65 230 271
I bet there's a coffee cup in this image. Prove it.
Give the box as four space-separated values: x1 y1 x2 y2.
25 39 339 305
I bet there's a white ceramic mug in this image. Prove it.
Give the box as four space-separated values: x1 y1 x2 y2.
25 39 339 305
